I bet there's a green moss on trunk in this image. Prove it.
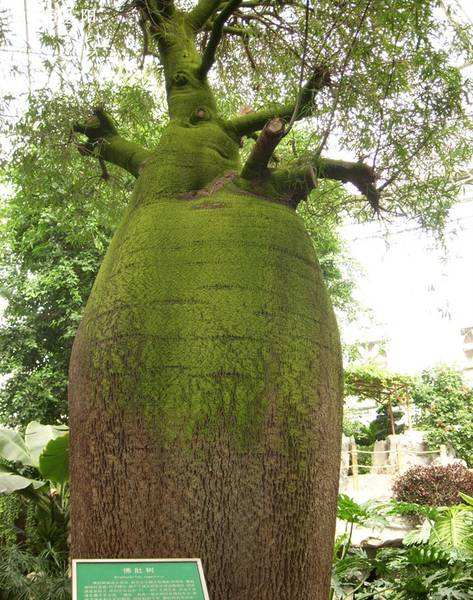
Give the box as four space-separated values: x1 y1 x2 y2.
77 180 340 444
70 152 342 598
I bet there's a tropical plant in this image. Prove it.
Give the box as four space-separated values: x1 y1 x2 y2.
4 0 473 595
0 422 70 558
0 545 70 600
0 495 22 548
361 545 473 599
331 495 388 598
0 88 355 431
405 493 473 558
332 495 473 599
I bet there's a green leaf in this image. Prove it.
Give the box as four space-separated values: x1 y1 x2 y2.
0 427 33 466
459 492 473 507
337 494 388 528
0 471 45 494
24 421 68 468
430 506 473 557
38 433 69 485
404 518 433 546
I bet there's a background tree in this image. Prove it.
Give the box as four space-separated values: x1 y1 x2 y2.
413 366 473 467
0 85 162 427
345 363 416 436
1 1 472 599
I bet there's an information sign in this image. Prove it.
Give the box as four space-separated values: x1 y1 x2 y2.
72 558 210 600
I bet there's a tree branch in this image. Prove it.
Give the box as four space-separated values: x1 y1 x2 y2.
144 0 174 20
227 66 331 136
319 158 379 209
73 108 152 178
204 22 250 38
197 0 243 79
138 13 150 69
241 118 285 179
188 0 226 31
137 0 174 47
240 0 306 7
271 156 380 209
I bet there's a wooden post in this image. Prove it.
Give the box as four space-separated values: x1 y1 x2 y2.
350 440 359 492
405 400 413 430
396 444 404 473
439 444 447 464
387 400 396 436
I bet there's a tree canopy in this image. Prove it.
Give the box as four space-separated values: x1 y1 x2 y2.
18 0 471 225
345 363 416 406
2 0 472 223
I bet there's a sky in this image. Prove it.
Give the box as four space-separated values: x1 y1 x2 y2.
2 0 473 380
340 0 473 378
340 191 473 376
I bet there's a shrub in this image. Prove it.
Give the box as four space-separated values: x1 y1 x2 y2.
0 545 70 600
393 464 473 506
0 495 22 548
342 419 374 445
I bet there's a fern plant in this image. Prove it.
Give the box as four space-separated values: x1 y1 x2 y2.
405 492 473 557
363 546 473 599
332 495 473 599
0 545 70 600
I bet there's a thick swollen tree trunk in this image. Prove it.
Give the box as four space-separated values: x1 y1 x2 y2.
69 175 342 595
67 5 373 598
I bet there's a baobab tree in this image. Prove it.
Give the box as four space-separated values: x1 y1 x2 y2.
67 1 472 598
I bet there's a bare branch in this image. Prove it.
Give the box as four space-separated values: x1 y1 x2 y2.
197 0 243 79
284 0 311 136
271 156 380 210
73 108 152 178
227 65 331 137
241 118 285 179
241 34 257 70
138 13 150 69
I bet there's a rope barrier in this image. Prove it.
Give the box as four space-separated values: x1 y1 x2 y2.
355 448 440 455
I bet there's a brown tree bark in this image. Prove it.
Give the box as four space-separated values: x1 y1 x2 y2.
69 175 343 598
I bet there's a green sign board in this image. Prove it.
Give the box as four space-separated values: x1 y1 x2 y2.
72 558 210 600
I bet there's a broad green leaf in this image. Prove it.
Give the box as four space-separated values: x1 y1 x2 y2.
337 494 387 528
38 433 69 485
430 506 473 557
25 421 69 468
0 472 45 494
404 519 433 546
0 427 33 466
459 492 473 507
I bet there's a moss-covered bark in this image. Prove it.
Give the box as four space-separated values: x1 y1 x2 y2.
69 5 345 598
